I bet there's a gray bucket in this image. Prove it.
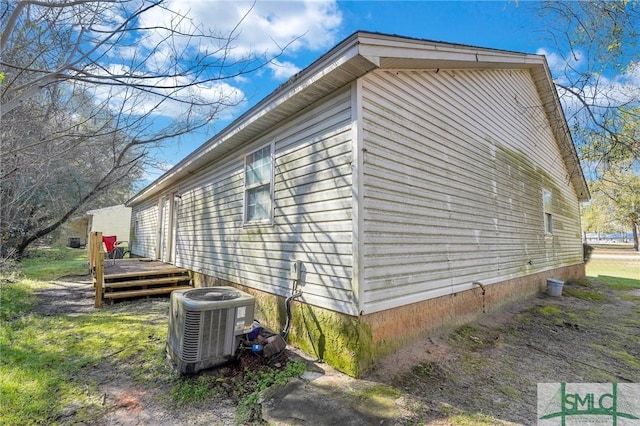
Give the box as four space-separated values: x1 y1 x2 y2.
546 279 564 297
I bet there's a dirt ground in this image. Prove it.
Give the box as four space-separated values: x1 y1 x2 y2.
33 277 238 426
370 280 640 424
33 269 640 425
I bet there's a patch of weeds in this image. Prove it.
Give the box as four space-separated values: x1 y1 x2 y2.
582 306 603 320
608 349 640 370
565 311 583 325
567 278 593 288
355 383 403 400
437 403 507 425
458 352 487 375
351 384 404 419
0 282 36 321
171 375 216 406
563 288 609 302
588 344 640 370
403 361 448 393
537 305 562 317
168 358 305 424
450 324 479 340
515 311 532 325
620 294 640 303
621 313 640 328
570 359 618 382
411 361 437 379
626 335 640 346
497 324 522 338
498 384 521 398
235 360 306 424
449 325 497 350
535 305 566 326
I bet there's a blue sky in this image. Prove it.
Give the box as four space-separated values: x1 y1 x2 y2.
143 1 564 180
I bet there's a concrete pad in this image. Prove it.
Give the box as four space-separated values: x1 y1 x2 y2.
261 349 406 425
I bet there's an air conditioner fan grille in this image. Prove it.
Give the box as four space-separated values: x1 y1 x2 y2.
184 288 241 301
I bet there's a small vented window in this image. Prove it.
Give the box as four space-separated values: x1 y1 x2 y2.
543 189 553 234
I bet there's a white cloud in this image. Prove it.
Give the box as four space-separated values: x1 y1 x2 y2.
93 0 342 120
537 47 640 122
537 47 584 80
137 0 342 69
268 59 301 80
85 64 246 120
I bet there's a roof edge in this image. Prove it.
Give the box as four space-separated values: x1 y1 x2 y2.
128 31 590 206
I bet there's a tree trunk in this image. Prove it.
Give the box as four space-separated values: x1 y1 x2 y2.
15 204 83 260
633 222 639 252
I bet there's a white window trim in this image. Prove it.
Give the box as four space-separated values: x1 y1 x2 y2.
243 142 274 226
542 188 553 235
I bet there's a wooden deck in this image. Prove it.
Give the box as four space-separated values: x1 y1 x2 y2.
89 232 192 307
98 259 192 304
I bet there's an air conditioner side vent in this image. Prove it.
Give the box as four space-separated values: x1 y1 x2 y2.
182 310 202 363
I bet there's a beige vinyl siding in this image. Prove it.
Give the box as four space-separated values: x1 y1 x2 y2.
175 88 357 315
131 201 158 258
360 69 582 313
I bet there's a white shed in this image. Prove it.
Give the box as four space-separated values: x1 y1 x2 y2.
86 204 132 244
127 32 589 376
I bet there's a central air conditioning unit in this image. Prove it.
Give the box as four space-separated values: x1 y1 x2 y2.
167 287 255 374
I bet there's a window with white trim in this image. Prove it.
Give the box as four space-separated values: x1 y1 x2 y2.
543 189 553 234
244 144 273 224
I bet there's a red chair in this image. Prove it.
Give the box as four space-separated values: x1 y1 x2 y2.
102 235 127 265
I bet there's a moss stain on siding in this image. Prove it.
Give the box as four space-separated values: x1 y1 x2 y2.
229 285 371 377
494 142 576 220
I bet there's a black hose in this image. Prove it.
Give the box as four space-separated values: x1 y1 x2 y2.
281 292 302 341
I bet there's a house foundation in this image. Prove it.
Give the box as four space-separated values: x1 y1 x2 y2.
192 263 585 377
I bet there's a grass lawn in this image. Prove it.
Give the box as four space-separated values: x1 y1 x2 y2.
0 279 172 425
586 245 640 290
0 247 304 425
19 246 88 280
1 245 637 425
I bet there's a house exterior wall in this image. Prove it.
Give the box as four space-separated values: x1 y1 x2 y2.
130 200 158 258
88 205 132 243
173 88 358 315
125 36 590 377
358 68 584 314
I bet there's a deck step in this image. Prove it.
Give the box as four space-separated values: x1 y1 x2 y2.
103 285 193 299
105 267 188 280
104 276 191 289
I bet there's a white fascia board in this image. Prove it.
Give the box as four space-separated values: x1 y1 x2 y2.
128 38 370 206
358 34 544 69
86 204 127 215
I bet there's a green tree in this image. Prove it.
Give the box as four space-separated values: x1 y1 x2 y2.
586 173 640 250
582 194 616 241
0 0 290 259
537 1 640 250
537 1 640 175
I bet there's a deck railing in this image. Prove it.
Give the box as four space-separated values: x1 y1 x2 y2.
88 231 105 308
